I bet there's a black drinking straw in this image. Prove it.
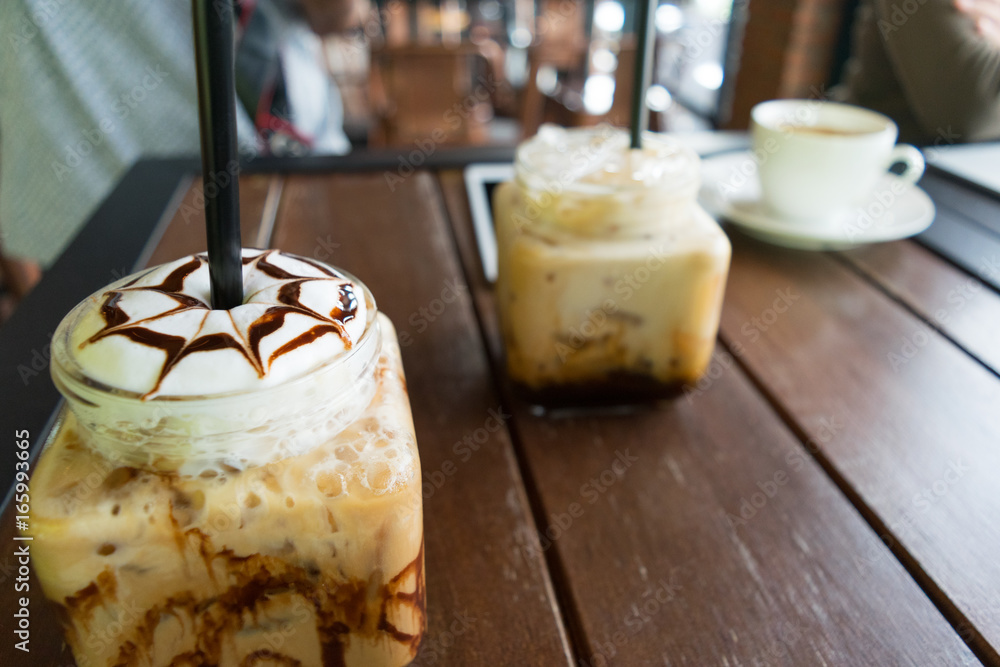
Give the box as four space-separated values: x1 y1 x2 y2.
193 0 243 310
629 0 658 150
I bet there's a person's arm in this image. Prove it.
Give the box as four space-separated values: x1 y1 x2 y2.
875 0 1000 141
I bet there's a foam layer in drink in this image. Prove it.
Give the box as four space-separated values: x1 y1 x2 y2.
31 316 424 666
71 249 366 397
518 124 698 189
495 127 731 398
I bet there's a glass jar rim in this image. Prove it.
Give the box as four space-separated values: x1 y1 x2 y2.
49 258 385 476
514 125 701 196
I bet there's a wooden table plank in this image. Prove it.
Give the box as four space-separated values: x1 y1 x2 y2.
437 171 982 666
838 240 1000 375
718 231 1000 664
269 172 574 666
144 173 282 266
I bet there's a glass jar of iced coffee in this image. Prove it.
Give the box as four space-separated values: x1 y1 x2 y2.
494 125 731 404
30 249 424 666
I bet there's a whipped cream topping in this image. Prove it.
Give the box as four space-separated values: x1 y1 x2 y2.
70 249 368 398
512 126 702 239
517 124 700 193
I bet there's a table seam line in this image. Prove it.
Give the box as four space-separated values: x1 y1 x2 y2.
254 175 285 248
830 247 1000 382
430 170 584 667
714 331 999 666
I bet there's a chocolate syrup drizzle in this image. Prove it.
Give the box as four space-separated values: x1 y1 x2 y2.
83 251 360 398
60 526 425 667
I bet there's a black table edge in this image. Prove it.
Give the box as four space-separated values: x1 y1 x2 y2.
241 144 516 174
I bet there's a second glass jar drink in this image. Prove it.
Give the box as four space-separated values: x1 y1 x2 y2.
494 125 731 402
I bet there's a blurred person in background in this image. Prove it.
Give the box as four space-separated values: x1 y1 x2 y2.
0 0 367 301
836 0 1000 144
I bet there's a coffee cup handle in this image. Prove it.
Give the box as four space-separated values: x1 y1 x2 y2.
888 144 925 184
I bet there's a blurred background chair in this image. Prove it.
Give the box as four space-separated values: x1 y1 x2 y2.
369 43 496 146
328 0 750 148
336 0 766 147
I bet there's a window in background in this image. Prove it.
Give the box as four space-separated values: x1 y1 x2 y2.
655 0 735 122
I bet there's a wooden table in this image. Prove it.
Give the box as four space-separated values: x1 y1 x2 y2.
2 143 999 666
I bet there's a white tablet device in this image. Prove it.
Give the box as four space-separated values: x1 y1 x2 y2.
463 162 515 283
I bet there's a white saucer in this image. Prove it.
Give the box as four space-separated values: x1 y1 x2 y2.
698 151 936 250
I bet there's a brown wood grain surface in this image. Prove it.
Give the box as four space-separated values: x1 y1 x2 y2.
144 173 281 267
718 230 1000 664
11 162 1000 667
269 172 574 666
437 171 983 666
837 240 1000 375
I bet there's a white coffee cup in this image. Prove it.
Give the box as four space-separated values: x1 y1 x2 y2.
750 99 925 224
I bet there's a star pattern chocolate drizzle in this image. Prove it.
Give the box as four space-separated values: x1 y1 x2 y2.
83 250 360 398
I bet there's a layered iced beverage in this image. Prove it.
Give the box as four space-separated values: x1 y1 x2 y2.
494 125 731 403
30 249 424 666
